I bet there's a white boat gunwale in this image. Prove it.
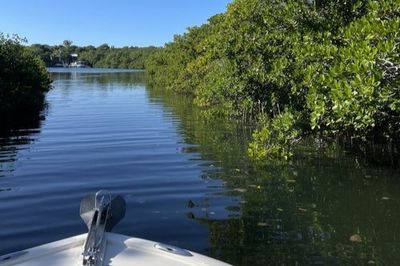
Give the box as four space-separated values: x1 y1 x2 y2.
0 232 232 266
1 191 231 266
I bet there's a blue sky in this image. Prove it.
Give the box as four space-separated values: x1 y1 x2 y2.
0 0 231 47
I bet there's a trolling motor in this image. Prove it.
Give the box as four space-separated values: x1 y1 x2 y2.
79 190 126 266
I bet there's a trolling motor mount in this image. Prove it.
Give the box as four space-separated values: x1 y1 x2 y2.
79 190 126 266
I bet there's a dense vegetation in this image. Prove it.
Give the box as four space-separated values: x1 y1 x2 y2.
146 0 400 163
147 85 399 265
0 34 51 123
30 41 159 69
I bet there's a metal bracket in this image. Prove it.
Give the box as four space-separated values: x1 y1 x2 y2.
81 190 111 266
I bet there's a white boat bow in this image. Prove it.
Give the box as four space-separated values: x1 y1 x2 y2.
0 190 231 266
1 232 231 266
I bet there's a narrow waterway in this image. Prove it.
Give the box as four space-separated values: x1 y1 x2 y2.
1 69 400 265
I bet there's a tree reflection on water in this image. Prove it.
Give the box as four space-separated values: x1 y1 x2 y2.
148 84 400 266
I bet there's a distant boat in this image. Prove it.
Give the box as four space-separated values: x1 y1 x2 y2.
69 61 91 68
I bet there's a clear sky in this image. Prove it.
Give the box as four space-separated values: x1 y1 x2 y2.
0 0 232 47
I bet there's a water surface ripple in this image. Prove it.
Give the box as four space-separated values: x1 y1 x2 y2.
0 69 235 257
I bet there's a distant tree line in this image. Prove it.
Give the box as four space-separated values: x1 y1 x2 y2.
0 33 51 127
145 0 400 163
29 41 160 69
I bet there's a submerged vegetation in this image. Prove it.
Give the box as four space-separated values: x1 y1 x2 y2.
0 34 51 126
146 84 400 265
146 0 400 163
30 41 159 69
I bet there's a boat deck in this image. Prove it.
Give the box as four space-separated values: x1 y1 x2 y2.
0 233 230 266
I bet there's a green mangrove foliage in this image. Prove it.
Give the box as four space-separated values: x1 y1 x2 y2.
0 34 51 119
248 111 300 160
79 45 159 69
146 0 400 162
30 41 159 69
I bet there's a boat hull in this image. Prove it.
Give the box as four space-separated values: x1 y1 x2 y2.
0 233 231 266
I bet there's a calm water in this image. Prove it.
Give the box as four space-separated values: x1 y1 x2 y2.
1 69 400 265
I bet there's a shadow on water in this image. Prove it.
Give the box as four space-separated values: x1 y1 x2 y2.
0 105 46 181
147 84 400 266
